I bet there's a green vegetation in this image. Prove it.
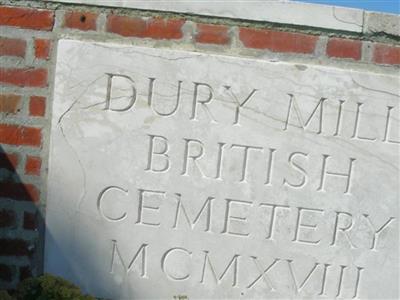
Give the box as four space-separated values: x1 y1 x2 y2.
0 274 95 300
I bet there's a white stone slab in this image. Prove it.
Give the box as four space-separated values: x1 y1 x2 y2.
45 0 364 32
45 39 399 299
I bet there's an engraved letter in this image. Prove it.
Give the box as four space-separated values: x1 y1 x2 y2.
247 257 279 290
331 211 357 248
181 138 206 177
161 247 192 281
259 203 290 240
287 260 320 293
148 77 182 116
214 142 226 180
105 73 137 111
222 198 252 237
173 194 214 232
383 106 400 144
136 189 165 227
146 134 170 172
351 103 377 142
231 144 263 182
352 267 364 299
191 82 217 122
224 86 258 125
333 100 345 136
293 207 324 244
283 151 308 188
265 148 277 186
200 251 240 287
318 155 355 195
283 94 327 134
97 186 128 222
363 214 395 251
110 240 148 278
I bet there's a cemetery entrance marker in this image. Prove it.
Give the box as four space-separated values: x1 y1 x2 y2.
45 39 399 299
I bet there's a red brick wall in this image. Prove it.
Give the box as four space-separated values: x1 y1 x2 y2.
0 1 398 291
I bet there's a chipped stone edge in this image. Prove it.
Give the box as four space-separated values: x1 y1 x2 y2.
43 0 368 33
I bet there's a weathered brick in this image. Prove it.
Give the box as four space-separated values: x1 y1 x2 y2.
146 17 185 39
0 6 54 31
64 10 97 31
373 43 400 65
25 156 41 176
239 27 317 54
196 23 230 45
0 209 16 228
0 264 14 281
0 68 47 87
326 37 361 60
0 37 26 57
0 238 32 256
107 15 145 37
0 182 39 203
23 211 37 231
34 39 51 60
0 152 18 171
107 15 184 39
0 94 21 114
0 124 41 147
29 96 46 117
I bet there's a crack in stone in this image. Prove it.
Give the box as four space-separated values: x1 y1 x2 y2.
351 76 400 98
332 6 363 29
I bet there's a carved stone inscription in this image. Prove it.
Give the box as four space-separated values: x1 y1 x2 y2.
45 40 399 299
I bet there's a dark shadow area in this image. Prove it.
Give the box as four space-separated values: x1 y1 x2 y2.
0 145 45 294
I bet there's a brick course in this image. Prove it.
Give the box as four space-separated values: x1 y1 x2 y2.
326 37 362 60
0 68 48 87
0 6 54 31
0 37 26 57
373 43 400 65
107 15 184 39
64 10 98 31
196 23 230 45
0 1 398 291
0 94 21 114
239 27 318 54
0 124 42 147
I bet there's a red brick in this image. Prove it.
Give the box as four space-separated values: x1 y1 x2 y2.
0 37 26 57
146 18 185 39
373 43 400 65
196 23 230 45
0 94 21 114
23 212 37 230
64 10 97 31
0 152 18 171
239 27 317 54
326 38 361 60
0 68 47 87
29 96 46 117
0 124 42 147
0 238 32 256
0 209 16 228
0 182 39 203
0 264 13 281
107 15 184 39
19 265 32 281
25 156 41 176
107 15 145 37
0 6 54 31
34 39 51 60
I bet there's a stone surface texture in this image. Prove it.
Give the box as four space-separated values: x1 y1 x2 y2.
45 39 399 299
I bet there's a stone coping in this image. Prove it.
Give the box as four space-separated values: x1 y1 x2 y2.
44 0 399 36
